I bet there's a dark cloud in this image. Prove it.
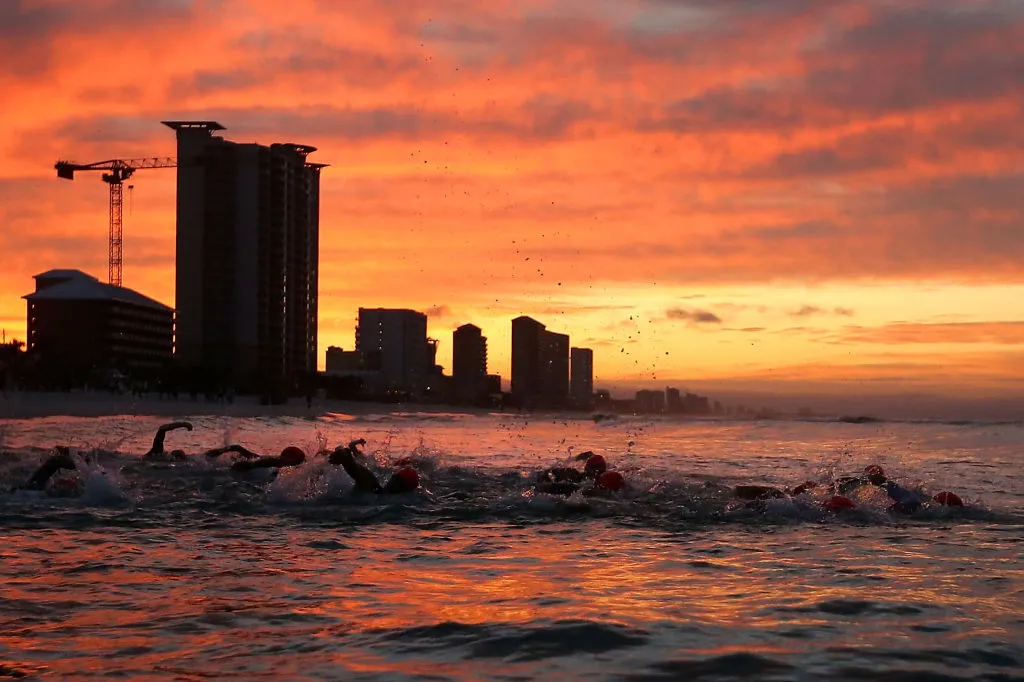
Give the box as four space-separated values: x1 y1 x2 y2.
791 306 856 318
426 305 451 317
665 308 722 324
0 0 199 78
792 306 824 317
42 99 601 152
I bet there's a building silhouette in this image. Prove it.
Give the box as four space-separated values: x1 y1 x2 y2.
23 269 173 381
511 316 569 408
356 308 435 397
325 345 360 373
570 347 594 409
666 387 681 412
636 389 666 414
164 120 325 390
452 323 488 405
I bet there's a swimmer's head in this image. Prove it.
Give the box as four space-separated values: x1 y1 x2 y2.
49 474 82 498
595 470 625 492
933 491 964 507
170 449 187 460
279 446 306 467
823 495 856 513
384 466 419 494
864 465 886 486
584 454 607 477
329 446 353 466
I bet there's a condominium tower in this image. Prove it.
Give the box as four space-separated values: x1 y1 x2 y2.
164 121 325 386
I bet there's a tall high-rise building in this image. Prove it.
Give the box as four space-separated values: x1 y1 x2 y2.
570 347 594 408
511 316 569 408
511 316 543 406
164 121 325 387
356 308 433 396
452 323 488 404
541 330 570 406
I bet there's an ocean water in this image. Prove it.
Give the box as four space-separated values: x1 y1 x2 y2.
1 411 1022 681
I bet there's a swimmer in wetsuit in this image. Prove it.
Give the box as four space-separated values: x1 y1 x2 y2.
19 446 77 492
534 453 627 497
206 444 306 473
143 421 194 459
142 422 274 463
329 439 420 494
841 465 927 514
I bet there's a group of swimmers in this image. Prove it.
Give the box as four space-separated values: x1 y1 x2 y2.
13 421 420 497
10 421 965 513
731 463 964 513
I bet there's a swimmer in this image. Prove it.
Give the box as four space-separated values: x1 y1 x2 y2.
143 421 194 459
206 444 306 473
18 446 77 492
534 453 625 497
819 465 962 513
329 439 420 494
861 465 926 514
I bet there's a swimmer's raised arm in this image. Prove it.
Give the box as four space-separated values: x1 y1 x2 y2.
22 451 76 491
329 444 382 493
146 421 194 457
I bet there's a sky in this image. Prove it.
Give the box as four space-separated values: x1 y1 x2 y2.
0 0 1022 413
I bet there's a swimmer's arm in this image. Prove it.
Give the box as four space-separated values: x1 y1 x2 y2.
207 444 259 459
23 452 76 490
147 421 194 456
330 445 382 493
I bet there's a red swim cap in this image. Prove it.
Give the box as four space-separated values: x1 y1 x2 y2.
933 491 963 507
823 495 856 512
596 471 625 492
50 475 82 497
279 446 306 466
396 466 419 489
864 465 885 478
585 454 607 476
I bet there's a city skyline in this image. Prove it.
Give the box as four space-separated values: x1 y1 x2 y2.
0 1 1022 412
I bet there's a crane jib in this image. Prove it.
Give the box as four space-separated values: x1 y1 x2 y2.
52 157 178 287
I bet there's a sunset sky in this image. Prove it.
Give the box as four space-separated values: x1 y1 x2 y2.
1 0 1022 405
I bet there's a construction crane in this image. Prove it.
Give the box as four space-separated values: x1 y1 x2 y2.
54 156 176 287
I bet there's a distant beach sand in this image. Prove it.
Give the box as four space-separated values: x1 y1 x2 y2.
0 390 487 420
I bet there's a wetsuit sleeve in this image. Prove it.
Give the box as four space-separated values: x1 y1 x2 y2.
148 429 167 456
883 481 922 512
24 453 76 490
331 449 383 493
147 421 193 456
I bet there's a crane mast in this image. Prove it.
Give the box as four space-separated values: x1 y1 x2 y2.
54 157 176 287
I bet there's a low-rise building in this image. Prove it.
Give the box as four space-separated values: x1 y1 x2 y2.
23 269 174 380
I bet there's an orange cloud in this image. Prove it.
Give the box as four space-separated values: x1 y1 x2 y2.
1 0 1022 396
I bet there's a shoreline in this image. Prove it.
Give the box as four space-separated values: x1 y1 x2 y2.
0 389 501 420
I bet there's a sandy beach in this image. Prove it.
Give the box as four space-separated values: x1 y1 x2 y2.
0 389 489 420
